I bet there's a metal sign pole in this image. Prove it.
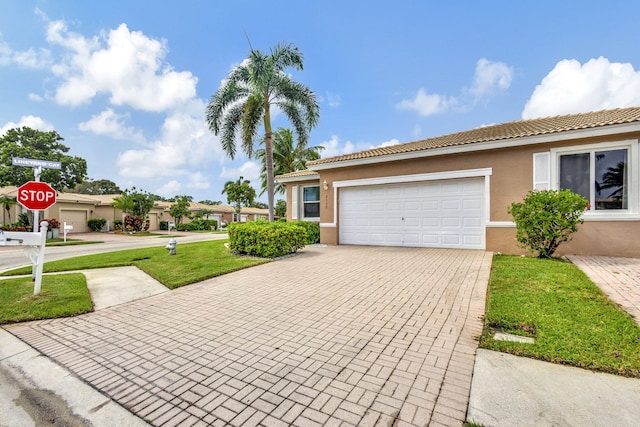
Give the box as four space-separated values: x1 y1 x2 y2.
33 221 48 295
33 166 42 233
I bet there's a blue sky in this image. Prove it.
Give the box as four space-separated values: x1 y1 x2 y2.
2 1 640 203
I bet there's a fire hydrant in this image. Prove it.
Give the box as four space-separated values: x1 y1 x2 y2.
165 238 177 255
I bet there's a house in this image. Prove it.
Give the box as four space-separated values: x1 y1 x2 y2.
0 187 269 232
276 107 640 258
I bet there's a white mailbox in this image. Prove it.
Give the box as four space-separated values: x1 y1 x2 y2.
0 221 49 295
63 222 73 242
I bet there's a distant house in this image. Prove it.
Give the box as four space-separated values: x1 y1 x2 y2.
276 107 640 258
0 188 268 232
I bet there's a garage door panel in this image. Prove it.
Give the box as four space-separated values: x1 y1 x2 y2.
339 177 485 249
442 217 460 227
60 210 88 233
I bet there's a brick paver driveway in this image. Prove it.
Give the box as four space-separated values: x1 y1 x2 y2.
6 246 492 426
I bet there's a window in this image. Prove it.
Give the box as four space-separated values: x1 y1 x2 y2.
302 186 320 219
553 143 634 213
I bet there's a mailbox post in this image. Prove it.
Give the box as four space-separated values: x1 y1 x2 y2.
0 221 49 295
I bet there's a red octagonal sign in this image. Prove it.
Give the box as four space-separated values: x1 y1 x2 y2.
17 181 57 210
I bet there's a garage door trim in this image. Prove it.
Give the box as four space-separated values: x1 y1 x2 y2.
321 168 492 229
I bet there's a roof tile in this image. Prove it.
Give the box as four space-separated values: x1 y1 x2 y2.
307 107 640 166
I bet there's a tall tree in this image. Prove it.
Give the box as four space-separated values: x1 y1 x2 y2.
198 199 222 206
206 42 320 221
222 176 256 214
256 127 323 195
168 195 191 226
113 187 156 218
0 127 87 190
71 178 122 195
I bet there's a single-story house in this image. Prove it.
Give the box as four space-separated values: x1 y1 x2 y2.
0 187 268 232
276 107 640 258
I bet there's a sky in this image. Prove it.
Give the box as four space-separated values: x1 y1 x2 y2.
2 1 640 203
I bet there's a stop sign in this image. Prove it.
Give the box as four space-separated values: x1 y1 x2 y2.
17 181 57 210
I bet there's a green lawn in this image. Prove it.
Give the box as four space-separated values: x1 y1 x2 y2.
0 274 93 324
1 239 268 290
0 240 269 324
481 255 640 378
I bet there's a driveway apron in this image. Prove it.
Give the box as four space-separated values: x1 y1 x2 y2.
5 246 492 427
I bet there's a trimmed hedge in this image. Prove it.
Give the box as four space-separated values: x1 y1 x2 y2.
175 219 218 231
87 218 106 232
291 220 320 244
228 220 306 258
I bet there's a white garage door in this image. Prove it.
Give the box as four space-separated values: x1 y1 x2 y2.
339 178 485 249
60 210 88 233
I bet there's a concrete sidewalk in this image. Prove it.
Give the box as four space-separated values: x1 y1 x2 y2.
468 349 640 427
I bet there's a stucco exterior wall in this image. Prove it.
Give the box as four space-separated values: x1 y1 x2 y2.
285 131 640 258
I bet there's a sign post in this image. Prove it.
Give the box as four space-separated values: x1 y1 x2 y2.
11 157 60 293
12 157 61 233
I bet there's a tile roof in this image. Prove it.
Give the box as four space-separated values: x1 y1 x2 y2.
307 107 640 166
275 169 319 180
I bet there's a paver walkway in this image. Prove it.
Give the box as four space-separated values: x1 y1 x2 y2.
5 246 492 426
567 255 640 325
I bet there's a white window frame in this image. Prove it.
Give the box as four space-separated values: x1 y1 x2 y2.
300 184 320 221
550 139 639 220
533 152 550 190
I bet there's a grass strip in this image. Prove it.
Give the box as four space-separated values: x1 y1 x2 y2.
481 255 640 378
0 274 92 324
1 240 269 290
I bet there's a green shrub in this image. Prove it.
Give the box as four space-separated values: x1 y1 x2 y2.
190 218 218 230
87 218 107 232
176 222 199 231
159 220 168 230
113 219 123 231
509 189 588 258
228 220 306 258
291 220 320 244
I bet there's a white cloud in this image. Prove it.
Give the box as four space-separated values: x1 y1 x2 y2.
78 109 145 143
522 57 640 119
186 172 211 190
0 115 54 135
219 161 261 182
396 88 457 117
397 58 513 117
116 100 221 178
156 180 182 197
28 93 44 102
323 91 341 108
0 35 51 68
411 125 422 138
469 58 513 98
369 138 400 149
47 20 197 111
319 135 355 158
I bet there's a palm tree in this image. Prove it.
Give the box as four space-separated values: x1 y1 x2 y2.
0 195 17 225
256 127 323 195
222 176 256 215
206 43 320 221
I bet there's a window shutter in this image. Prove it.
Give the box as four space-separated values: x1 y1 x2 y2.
533 152 550 190
291 185 298 220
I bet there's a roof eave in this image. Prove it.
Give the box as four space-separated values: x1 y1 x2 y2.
308 122 640 171
275 173 320 183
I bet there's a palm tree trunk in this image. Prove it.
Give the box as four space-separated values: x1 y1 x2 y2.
264 107 275 221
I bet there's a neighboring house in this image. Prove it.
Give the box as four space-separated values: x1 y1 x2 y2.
276 107 640 258
0 188 268 232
